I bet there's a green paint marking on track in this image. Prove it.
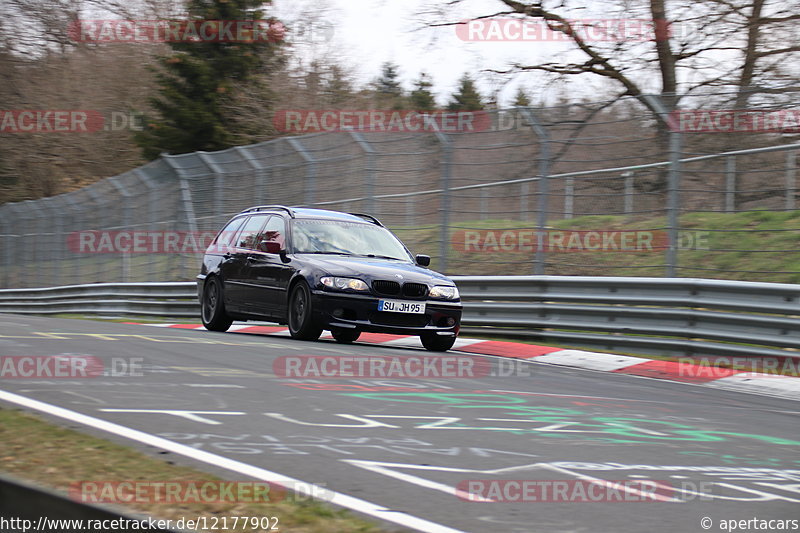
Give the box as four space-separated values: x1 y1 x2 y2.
342 392 800 446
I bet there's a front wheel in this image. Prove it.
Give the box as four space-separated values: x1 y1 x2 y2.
420 332 456 352
201 277 233 332
331 328 361 344
288 282 323 341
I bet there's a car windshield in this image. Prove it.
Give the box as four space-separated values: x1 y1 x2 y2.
292 219 411 261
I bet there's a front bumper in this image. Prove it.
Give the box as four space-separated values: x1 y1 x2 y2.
310 290 462 336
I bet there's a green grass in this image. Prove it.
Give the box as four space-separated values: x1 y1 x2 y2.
0 408 385 532
394 210 800 283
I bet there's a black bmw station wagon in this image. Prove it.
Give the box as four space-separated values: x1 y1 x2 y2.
197 206 462 351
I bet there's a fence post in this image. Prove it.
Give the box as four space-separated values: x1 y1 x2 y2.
520 182 529 221
61 193 82 286
197 152 231 228
787 150 797 211
6 202 30 287
84 188 105 284
623 171 634 217
423 120 454 271
433 131 453 272
0 207 10 288
349 132 377 216
666 130 683 277
520 108 551 275
287 138 316 206
162 156 199 281
133 169 161 280
235 146 269 206
42 197 67 286
641 94 682 278
725 156 736 213
108 177 134 282
564 177 574 219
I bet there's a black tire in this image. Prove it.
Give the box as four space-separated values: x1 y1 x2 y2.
201 277 233 332
331 328 361 344
288 282 322 341
420 332 456 352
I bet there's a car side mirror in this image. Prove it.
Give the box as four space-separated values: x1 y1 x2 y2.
415 254 431 267
259 240 283 254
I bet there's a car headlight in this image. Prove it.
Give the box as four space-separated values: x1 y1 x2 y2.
321 276 369 292
429 285 459 300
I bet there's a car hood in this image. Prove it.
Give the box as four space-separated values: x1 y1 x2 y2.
295 255 454 285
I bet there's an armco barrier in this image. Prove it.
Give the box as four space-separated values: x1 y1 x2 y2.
0 277 798 359
0 473 182 532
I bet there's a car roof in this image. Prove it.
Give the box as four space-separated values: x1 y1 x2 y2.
293 208 370 223
237 206 381 225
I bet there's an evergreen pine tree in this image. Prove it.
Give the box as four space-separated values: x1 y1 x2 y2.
409 72 437 111
373 62 405 110
513 87 531 107
447 74 484 111
135 0 283 159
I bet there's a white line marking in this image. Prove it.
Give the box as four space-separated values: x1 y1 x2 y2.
185 383 246 389
534 350 646 372
0 389 466 533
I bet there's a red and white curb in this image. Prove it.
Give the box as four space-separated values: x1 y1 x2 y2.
136 323 800 401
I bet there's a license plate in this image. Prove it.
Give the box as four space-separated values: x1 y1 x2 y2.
378 300 426 314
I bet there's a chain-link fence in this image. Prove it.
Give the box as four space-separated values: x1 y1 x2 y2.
1 95 798 288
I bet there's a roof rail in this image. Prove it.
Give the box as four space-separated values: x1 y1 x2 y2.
240 205 295 217
349 213 383 226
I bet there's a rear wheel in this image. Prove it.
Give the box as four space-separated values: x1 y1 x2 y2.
331 328 361 344
201 277 233 332
420 332 456 352
288 282 322 341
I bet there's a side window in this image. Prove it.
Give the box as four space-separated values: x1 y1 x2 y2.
214 217 245 248
235 215 269 249
259 216 286 249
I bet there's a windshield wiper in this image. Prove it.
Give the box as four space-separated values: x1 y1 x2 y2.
301 251 354 256
358 254 406 261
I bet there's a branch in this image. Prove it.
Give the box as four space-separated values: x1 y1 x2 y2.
755 45 800 58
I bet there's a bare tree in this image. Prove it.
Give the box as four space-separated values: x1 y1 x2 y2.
429 0 799 114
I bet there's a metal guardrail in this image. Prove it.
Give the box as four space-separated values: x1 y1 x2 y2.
456 276 800 359
0 282 198 317
0 277 798 359
0 473 183 532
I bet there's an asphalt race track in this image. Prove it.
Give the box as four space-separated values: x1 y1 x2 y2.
1 315 798 533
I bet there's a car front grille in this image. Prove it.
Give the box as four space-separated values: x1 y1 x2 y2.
372 280 428 299
402 282 428 298
372 280 401 296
